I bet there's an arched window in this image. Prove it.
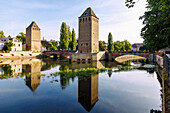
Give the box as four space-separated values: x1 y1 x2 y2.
80 19 82 22
89 17 91 21
86 18 87 22
83 18 84 22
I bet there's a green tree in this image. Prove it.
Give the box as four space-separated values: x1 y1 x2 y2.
99 41 107 51
16 32 26 44
68 26 72 50
71 28 77 51
108 32 114 51
126 0 170 51
114 41 125 51
3 41 13 52
0 31 5 37
123 40 132 51
50 41 58 50
60 22 69 50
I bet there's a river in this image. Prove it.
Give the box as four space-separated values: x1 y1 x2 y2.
0 58 162 113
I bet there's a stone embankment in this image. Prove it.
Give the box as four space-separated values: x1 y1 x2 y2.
0 51 41 59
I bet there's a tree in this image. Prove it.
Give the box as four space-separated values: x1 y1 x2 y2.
60 22 69 50
123 40 132 51
71 28 77 51
99 41 107 51
125 0 170 51
67 26 72 50
50 41 58 50
16 32 26 44
0 31 5 37
3 41 13 52
107 32 114 51
114 41 125 51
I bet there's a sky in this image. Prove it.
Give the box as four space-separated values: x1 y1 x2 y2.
0 0 147 44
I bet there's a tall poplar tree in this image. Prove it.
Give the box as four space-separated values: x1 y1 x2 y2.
108 32 114 51
71 28 77 51
60 22 69 50
68 26 72 50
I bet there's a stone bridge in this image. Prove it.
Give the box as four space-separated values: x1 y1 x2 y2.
106 51 154 62
43 50 76 59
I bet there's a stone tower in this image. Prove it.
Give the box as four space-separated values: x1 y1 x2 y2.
26 21 41 52
78 7 99 53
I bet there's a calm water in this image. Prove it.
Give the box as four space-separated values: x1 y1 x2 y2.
0 59 162 113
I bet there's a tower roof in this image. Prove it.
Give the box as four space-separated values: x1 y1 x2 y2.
26 21 40 29
80 7 98 19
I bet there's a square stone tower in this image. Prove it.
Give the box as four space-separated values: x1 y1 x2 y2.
26 21 41 52
78 7 99 53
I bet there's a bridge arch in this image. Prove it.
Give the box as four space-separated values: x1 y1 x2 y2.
114 54 146 63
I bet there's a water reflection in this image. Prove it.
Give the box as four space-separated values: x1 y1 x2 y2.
0 58 161 113
78 74 99 112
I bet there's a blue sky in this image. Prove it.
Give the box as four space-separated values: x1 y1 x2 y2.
0 0 146 43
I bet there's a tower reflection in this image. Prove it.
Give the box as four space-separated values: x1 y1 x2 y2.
24 60 42 92
78 74 99 112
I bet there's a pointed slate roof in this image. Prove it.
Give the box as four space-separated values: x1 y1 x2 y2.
26 21 40 29
80 7 98 19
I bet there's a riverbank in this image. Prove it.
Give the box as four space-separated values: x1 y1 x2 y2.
0 51 41 59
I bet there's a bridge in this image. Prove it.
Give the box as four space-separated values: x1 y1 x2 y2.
43 50 76 59
106 51 154 62
43 50 154 62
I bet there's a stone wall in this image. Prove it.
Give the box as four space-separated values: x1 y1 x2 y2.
71 52 105 62
0 51 41 58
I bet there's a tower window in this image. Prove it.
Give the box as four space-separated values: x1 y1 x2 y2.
89 17 91 21
83 18 84 22
80 19 82 22
86 18 87 22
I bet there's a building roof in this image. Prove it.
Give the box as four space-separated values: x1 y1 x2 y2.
132 43 143 48
80 7 98 19
26 21 40 29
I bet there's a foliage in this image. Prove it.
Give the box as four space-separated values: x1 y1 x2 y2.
50 41 58 50
99 41 107 51
59 22 76 50
123 40 132 51
0 31 5 37
114 41 125 51
2 65 13 77
60 22 69 50
71 28 77 51
125 0 136 8
126 0 170 51
139 44 148 51
16 32 26 44
3 41 13 52
108 32 114 51
68 26 72 50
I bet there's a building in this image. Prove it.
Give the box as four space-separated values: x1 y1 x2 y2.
78 7 99 53
11 38 22 51
0 37 22 51
132 43 143 51
26 21 41 52
71 7 105 62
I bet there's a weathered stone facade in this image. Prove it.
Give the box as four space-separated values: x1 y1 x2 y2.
78 7 99 53
71 7 105 62
26 21 41 52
